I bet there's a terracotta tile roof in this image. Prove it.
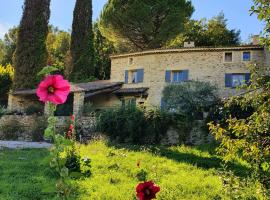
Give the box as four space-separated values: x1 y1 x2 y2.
110 45 264 59
12 80 123 95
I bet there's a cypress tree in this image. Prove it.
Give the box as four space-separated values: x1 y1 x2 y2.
70 0 95 82
13 0 51 90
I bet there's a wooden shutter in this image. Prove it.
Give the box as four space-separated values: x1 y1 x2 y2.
165 70 171 82
182 70 189 81
137 69 144 83
125 70 128 83
225 74 232 87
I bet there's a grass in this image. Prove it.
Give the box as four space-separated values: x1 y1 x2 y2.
0 140 261 200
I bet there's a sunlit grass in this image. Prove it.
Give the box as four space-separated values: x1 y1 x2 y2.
0 140 256 200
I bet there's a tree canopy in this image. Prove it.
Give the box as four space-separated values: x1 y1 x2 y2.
69 0 95 82
166 12 241 48
13 0 51 90
99 0 194 52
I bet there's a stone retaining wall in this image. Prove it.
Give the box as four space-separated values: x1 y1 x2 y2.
0 115 96 141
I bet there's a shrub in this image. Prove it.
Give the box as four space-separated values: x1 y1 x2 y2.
209 65 270 193
0 64 14 106
0 119 24 140
97 105 189 145
0 106 6 118
31 117 47 142
83 103 96 117
162 81 218 120
25 105 43 116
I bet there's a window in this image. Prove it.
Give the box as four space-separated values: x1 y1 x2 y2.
243 52 251 61
124 69 144 84
131 71 138 83
172 71 187 82
224 52 233 62
165 70 189 83
122 98 136 107
231 74 246 87
225 73 251 88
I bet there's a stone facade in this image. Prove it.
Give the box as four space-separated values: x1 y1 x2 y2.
110 46 268 106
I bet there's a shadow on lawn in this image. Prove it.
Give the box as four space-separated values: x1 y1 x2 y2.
109 142 251 178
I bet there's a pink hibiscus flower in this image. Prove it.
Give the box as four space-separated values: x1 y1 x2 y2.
136 181 160 200
36 75 70 105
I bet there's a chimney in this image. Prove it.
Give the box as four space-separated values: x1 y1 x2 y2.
252 35 260 45
184 41 195 48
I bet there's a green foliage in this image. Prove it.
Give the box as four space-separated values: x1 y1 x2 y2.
251 0 270 49
70 0 95 82
13 0 51 90
31 117 47 142
94 22 115 80
97 106 189 144
0 26 18 65
0 118 24 140
162 81 218 120
46 26 71 70
209 65 270 192
0 64 14 106
99 0 194 52
25 104 43 116
166 12 241 48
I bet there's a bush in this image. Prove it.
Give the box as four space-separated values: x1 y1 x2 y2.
0 64 13 106
25 105 43 116
0 119 24 140
162 81 218 120
209 65 270 193
0 106 6 118
97 105 189 145
31 117 47 142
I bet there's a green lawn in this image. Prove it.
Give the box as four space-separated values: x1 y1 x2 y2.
0 140 257 200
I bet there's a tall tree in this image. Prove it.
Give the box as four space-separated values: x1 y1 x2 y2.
0 27 18 65
93 22 115 80
13 0 51 90
99 0 194 52
166 12 241 48
70 0 95 82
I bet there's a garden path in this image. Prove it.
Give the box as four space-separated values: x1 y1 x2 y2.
0 140 52 149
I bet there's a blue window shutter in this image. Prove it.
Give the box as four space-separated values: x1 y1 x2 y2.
245 73 251 85
225 74 232 87
165 70 171 82
137 69 144 83
125 70 128 83
182 70 189 81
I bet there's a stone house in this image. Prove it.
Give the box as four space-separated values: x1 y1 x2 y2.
108 42 269 107
7 41 270 115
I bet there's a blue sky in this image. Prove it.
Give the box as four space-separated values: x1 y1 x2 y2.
0 0 265 42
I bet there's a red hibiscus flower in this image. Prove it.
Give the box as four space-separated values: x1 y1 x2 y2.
36 75 70 105
67 130 71 139
70 115 75 121
136 181 160 200
69 124 73 130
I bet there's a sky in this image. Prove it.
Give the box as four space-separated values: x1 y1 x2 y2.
0 0 265 42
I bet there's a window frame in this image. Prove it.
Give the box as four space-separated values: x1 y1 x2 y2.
224 52 233 63
231 74 246 88
171 70 188 83
242 51 252 62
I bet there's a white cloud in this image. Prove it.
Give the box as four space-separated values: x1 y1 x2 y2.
0 23 9 39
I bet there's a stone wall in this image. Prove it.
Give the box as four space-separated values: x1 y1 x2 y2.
0 115 96 141
111 48 266 106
